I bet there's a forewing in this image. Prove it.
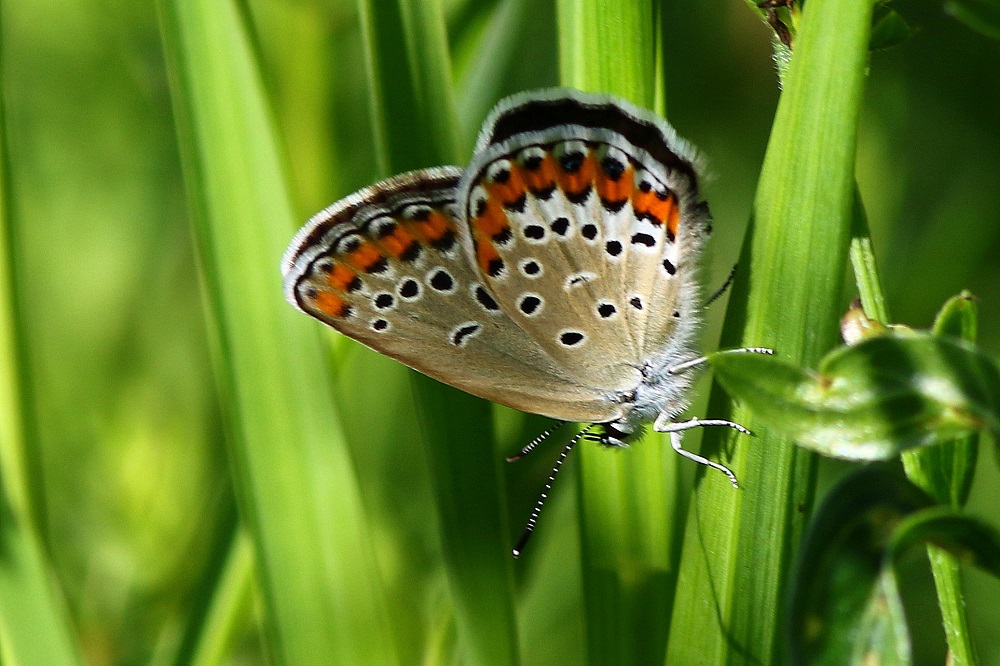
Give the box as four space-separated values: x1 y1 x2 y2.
457 89 708 390
282 167 621 423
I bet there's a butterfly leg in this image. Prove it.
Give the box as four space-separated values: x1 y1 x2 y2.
653 415 749 488
665 346 774 375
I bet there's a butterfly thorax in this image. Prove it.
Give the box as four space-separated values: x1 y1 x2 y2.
599 315 703 444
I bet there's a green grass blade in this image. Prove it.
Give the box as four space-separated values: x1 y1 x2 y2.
357 0 461 172
945 0 1000 41
0 500 82 666
356 0 520 662
905 293 980 666
0 19 83 663
156 0 396 661
188 529 257 666
903 293 981 509
668 0 876 662
556 1 678 663
849 192 890 323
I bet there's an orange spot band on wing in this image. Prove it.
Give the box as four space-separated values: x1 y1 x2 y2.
475 235 501 274
380 225 418 259
597 164 634 203
472 197 510 238
523 154 558 192
485 166 527 207
633 187 676 229
557 152 597 195
345 242 384 272
665 196 679 239
315 291 350 318
327 263 359 292
411 209 452 244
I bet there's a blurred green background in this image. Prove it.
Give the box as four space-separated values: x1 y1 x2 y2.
3 0 1000 662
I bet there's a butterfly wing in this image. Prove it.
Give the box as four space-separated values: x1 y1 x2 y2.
282 167 621 422
456 89 708 398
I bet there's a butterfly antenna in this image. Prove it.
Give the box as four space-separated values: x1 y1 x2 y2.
704 263 738 308
512 426 590 558
506 421 567 462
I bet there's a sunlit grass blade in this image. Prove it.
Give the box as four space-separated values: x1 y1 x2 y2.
453 0 532 148
0 497 82 666
557 1 678 663
668 0 877 662
188 529 257 666
0 22 82 663
156 0 396 661
849 192 890 324
356 0 520 662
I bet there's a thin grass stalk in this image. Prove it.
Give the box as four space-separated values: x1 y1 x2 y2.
156 0 396 661
188 530 257 666
355 0 520 662
556 1 678 663
667 0 876 662
851 155 978 666
904 295 978 665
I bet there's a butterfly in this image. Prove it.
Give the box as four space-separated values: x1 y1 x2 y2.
281 88 770 554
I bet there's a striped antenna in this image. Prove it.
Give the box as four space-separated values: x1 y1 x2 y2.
704 263 737 308
512 426 592 558
506 421 566 462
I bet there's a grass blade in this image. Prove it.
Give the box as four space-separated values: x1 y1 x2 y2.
156 0 396 660
668 0 876 662
0 16 83 662
905 293 980 665
356 0 520 662
556 1 678 663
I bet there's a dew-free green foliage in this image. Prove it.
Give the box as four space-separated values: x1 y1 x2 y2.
789 468 1000 665
711 333 1000 460
3 0 1000 664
